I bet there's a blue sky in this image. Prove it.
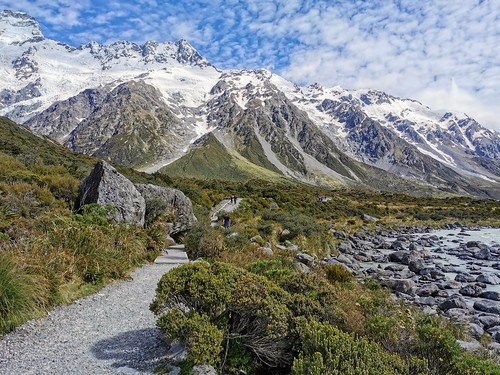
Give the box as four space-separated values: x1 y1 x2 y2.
1 0 499 130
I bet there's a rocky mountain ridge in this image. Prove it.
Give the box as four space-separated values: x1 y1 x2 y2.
1 10 499 198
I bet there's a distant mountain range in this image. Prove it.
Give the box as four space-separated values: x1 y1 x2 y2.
1 10 499 198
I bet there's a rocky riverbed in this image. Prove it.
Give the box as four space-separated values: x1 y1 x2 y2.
318 225 500 351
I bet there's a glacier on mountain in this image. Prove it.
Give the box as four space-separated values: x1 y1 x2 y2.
0 10 499 197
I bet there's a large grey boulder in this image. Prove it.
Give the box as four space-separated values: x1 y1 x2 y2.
135 184 197 235
295 252 315 266
474 300 500 315
75 161 145 226
415 283 439 297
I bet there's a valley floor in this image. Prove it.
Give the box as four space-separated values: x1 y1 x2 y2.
0 252 187 374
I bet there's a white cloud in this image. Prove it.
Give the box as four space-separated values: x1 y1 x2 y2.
278 0 500 131
1 0 499 131
416 80 500 131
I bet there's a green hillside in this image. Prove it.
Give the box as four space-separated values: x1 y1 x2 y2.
159 132 288 182
2 116 500 375
0 117 168 334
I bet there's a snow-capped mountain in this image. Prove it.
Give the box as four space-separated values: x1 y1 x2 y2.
1 10 499 198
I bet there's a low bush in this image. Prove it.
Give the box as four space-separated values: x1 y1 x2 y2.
291 319 428 375
324 263 355 283
182 222 224 259
151 262 296 373
414 317 500 375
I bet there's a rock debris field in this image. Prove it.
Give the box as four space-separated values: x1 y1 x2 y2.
0 248 188 375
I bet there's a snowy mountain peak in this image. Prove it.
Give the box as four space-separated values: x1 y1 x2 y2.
0 11 499 197
0 10 44 45
175 39 207 65
78 38 209 69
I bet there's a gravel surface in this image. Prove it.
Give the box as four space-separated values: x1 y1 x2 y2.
0 263 179 375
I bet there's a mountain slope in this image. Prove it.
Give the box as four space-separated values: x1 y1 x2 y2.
161 132 287 182
1 10 499 198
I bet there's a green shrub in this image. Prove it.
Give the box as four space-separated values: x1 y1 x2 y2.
157 309 224 367
151 262 295 372
261 210 325 240
183 222 224 259
366 314 398 346
144 198 175 226
247 259 293 282
324 264 354 283
292 319 427 375
415 319 500 375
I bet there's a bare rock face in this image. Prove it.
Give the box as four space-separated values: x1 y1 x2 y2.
135 183 197 235
75 161 145 226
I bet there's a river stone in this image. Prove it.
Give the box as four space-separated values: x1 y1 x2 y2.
391 241 405 250
295 252 314 265
473 248 492 260
415 283 439 297
440 265 458 273
455 273 476 282
457 339 483 352
75 161 145 226
420 269 445 280
408 259 426 273
444 308 471 322
135 184 197 235
459 284 484 297
371 253 388 263
192 365 217 375
337 253 353 265
438 296 468 311
488 326 500 335
416 296 436 306
466 241 481 248
337 241 353 254
389 251 412 265
469 323 484 338
480 291 500 301
435 290 449 298
474 300 500 315
476 315 500 330
385 264 405 272
438 280 462 290
476 274 500 285
386 279 415 294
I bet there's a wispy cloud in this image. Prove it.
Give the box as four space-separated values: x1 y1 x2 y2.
1 0 499 130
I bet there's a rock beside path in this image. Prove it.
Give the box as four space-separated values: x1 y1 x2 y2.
135 184 197 235
75 161 145 226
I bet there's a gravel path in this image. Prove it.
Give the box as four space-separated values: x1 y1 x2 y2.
0 261 182 375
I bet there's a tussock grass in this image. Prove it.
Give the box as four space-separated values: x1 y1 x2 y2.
0 117 169 334
0 252 51 333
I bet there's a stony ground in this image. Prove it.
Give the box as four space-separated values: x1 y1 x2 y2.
0 249 188 375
